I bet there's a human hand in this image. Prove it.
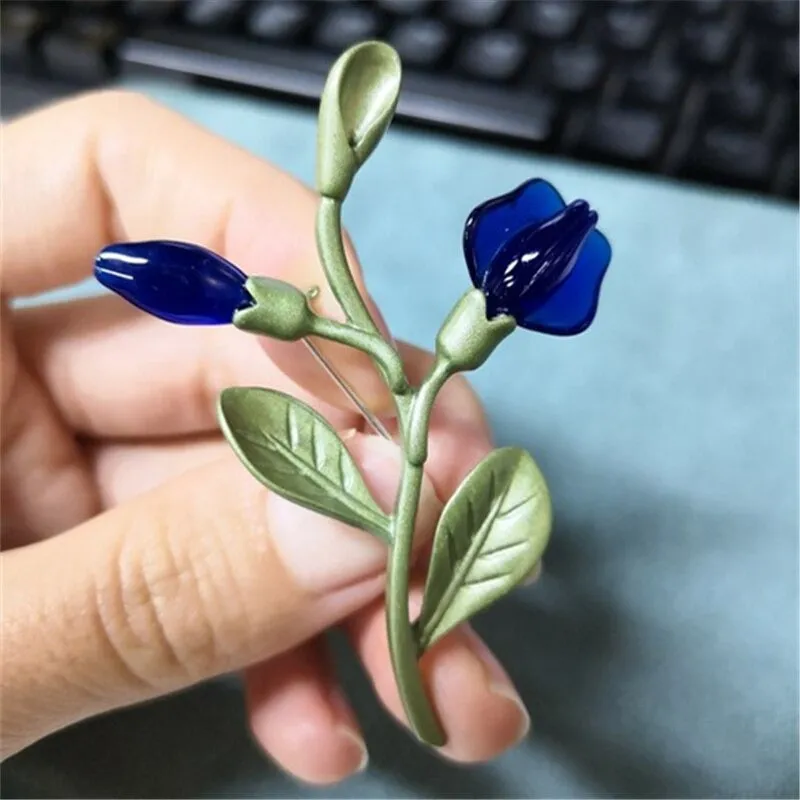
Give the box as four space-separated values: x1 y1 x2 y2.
1 91 532 784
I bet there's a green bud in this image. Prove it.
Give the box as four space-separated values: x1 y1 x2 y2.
316 41 402 201
436 289 516 372
233 277 315 341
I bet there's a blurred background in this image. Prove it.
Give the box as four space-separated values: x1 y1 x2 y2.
2 0 798 202
2 2 799 799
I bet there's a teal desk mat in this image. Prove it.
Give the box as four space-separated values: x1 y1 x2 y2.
5 81 799 799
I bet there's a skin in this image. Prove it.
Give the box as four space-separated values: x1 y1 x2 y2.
0 91 533 785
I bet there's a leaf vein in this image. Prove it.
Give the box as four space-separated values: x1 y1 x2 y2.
476 538 529 560
234 424 387 536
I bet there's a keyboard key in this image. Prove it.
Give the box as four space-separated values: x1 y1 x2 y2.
621 64 684 107
69 0 121 12
446 0 509 28
524 0 582 40
41 18 120 82
681 19 738 67
248 1 309 41
315 5 381 52
400 73 557 141
185 0 243 28
690 126 775 185
750 0 799 29
604 5 660 51
390 18 452 68
756 38 799 85
126 0 182 22
773 148 798 197
578 107 665 162
459 30 527 82
547 44 605 93
377 0 433 14
784 39 800 83
1 0 792 204
780 94 799 143
706 79 768 128
687 0 727 16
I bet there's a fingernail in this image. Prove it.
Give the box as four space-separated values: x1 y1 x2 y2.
268 432 441 593
522 560 543 587
463 627 531 744
337 727 369 774
327 685 370 775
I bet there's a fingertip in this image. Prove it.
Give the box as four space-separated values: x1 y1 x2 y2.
346 597 530 764
244 644 368 785
429 626 530 763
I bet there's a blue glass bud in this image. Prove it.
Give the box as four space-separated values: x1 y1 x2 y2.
94 240 252 325
464 179 612 336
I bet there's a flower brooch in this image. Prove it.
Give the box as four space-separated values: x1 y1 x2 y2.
94 41 611 749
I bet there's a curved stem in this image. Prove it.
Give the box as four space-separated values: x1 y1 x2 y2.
315 196 381 336
405 358 454 466
309 315 408 395
385 356 455 746
316 188 453 744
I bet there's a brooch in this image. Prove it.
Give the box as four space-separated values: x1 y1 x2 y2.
94 41 611 748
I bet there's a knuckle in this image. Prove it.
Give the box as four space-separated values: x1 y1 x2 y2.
92 495 251 690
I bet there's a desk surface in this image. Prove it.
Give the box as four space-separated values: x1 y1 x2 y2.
5 80 799 799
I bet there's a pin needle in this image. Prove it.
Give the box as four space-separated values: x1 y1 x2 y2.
302 286 393 440
302 338 393 440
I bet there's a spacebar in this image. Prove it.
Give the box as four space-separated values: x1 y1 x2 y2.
120 31 556 142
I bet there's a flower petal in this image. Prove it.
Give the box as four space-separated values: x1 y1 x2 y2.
516 228 612 336
463 178 566 286
94 240 251 325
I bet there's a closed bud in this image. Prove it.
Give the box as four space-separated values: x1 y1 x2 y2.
316 41 402 201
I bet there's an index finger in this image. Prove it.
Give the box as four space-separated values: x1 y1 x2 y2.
0 90 390 413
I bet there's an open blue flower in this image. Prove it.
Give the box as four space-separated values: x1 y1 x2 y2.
95 241 253 325
463 179 612 336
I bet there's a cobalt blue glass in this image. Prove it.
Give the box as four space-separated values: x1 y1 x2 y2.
94 241 252 325
463 179 612 336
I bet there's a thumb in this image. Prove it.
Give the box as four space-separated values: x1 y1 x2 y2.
1 433 440 758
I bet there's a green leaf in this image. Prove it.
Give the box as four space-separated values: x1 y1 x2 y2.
415 447 552 651
218 387 391 542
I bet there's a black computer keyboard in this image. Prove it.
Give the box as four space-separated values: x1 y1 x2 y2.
2 0 798 201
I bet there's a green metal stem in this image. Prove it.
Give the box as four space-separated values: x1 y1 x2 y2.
385 355 455 746
315 182 456 744
315 196 382 336
314 195 412 432
309 315 408 395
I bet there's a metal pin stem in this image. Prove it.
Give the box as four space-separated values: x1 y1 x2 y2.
302 337 392 440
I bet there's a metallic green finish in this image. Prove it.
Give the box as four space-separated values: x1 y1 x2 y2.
383 354 456 746
217 41 554 750
315 197 384 337
403 356 454 466
218 387 392 542
436 289 516 372
316 41 401 201
387 462 446 746
309 314 409 395
415 448 552 652
233 277 314 340
233 276 407 394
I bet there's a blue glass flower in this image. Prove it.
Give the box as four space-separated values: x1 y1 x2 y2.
94 240 253 325
463 178 612 336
